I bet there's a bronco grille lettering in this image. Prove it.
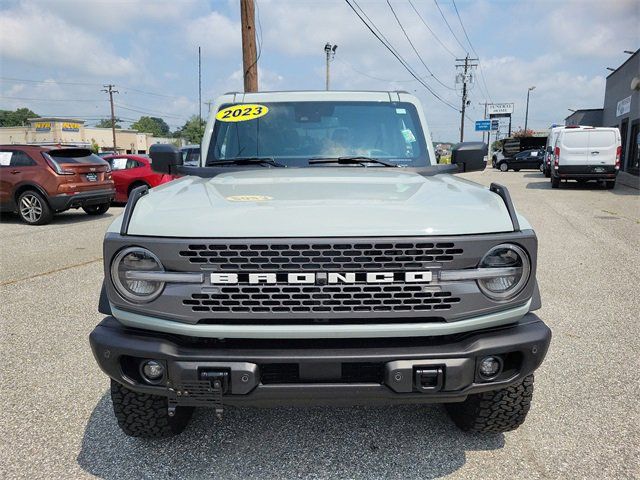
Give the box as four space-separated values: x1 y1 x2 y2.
210 271 433 285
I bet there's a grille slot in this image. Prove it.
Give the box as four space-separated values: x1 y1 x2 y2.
179 242 463 270
184 285 460 314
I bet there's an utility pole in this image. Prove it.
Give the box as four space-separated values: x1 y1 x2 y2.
455 54 478 142
324 43 337 90
240 0 258 92
524 86 536 133
198 46 202 125
479 101 488 143
101 84 118 153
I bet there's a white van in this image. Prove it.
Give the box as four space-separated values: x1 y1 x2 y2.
543 125 590 177
551 127 621 189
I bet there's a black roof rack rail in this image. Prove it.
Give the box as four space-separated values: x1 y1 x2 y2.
120 184 149 236
490 183 520 231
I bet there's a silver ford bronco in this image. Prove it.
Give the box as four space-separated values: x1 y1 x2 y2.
90 91 551 438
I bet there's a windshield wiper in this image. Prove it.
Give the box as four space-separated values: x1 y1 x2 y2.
308 156 399 167
208 157 286 167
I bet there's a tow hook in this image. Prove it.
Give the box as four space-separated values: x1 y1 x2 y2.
200 370 229 419
414 367 444 392
385 360 446 393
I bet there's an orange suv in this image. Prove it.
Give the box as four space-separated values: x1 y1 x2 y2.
0 145 115 225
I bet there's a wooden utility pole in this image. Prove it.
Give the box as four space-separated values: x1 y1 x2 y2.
198 46 202 124
101 84 118 152
240 0 258 92
455 55 478 142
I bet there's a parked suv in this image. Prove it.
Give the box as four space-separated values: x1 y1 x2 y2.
551 127 621 189
0 145 115 225
90 91 550 438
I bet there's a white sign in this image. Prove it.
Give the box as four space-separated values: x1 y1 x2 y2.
616 95 632 117
488 103 514 115
0 152 12 166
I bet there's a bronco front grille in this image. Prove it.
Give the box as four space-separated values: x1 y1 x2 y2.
178 241 464 270
183 285 460 314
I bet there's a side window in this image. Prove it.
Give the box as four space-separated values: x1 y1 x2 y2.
126 159 141 169
110 158 128 170
0 151 36 167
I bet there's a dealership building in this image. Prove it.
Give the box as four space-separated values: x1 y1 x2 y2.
0 117 175 154
565 49 640 176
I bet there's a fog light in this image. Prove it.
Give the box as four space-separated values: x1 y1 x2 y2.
478 356 502 380
141 360 164 382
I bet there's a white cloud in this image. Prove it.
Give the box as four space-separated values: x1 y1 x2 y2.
185 11 241 58
0 3 136 77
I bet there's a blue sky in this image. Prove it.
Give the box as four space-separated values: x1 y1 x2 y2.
1 0 638 141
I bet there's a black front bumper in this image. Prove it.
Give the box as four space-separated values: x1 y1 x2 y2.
49 188 115 211
90 314 551 407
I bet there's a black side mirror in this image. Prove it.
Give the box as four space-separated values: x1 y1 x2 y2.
451 142 487 173
149 143 183 174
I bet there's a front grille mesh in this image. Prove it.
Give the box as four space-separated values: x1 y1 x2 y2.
183 285 460 314
179 241 463 270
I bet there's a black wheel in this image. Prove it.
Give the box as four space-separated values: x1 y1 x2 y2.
110 380 194 438
539 163 544 172
82 203 110 215
605 180 616 189
491 159 496 168
551 175 560 188
17 190 53 225
445 375 534 433
499 163 508 172
544 168 550 178
514 168 520 172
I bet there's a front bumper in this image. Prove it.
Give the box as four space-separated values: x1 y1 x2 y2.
90 313 551 407
49 188 115 211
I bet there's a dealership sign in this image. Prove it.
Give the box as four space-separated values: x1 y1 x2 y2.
62 122 81 132
616 96 631 117
34 122 51 132
487 103 514 115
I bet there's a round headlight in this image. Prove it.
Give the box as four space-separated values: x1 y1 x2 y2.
477 244 530 301
111 247 164 303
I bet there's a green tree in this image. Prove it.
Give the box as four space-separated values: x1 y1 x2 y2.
131 116 170 137
0 107 38 127
96 118 122 129
90 139 100 154
175 116 205 144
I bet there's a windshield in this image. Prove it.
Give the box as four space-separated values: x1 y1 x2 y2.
207 101 429 167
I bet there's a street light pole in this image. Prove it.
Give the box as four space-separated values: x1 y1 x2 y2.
324 43 337 90
524 86 535 133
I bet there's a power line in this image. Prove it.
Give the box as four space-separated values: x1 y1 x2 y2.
344 0 460 112
0 95 104 103
432 0 467 54
335 58 418 83
386 0 455 91
407 0 457 59
450 0 493 103
114 102 188 120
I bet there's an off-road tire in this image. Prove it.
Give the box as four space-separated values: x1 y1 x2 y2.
83 203 110 215
445 375 534 433
17 190 53 225
110 380 194 438
551 175 560 188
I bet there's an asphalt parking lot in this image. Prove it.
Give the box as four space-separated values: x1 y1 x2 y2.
1 169 639 479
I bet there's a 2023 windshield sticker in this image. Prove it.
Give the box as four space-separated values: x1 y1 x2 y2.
215 104 269 122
